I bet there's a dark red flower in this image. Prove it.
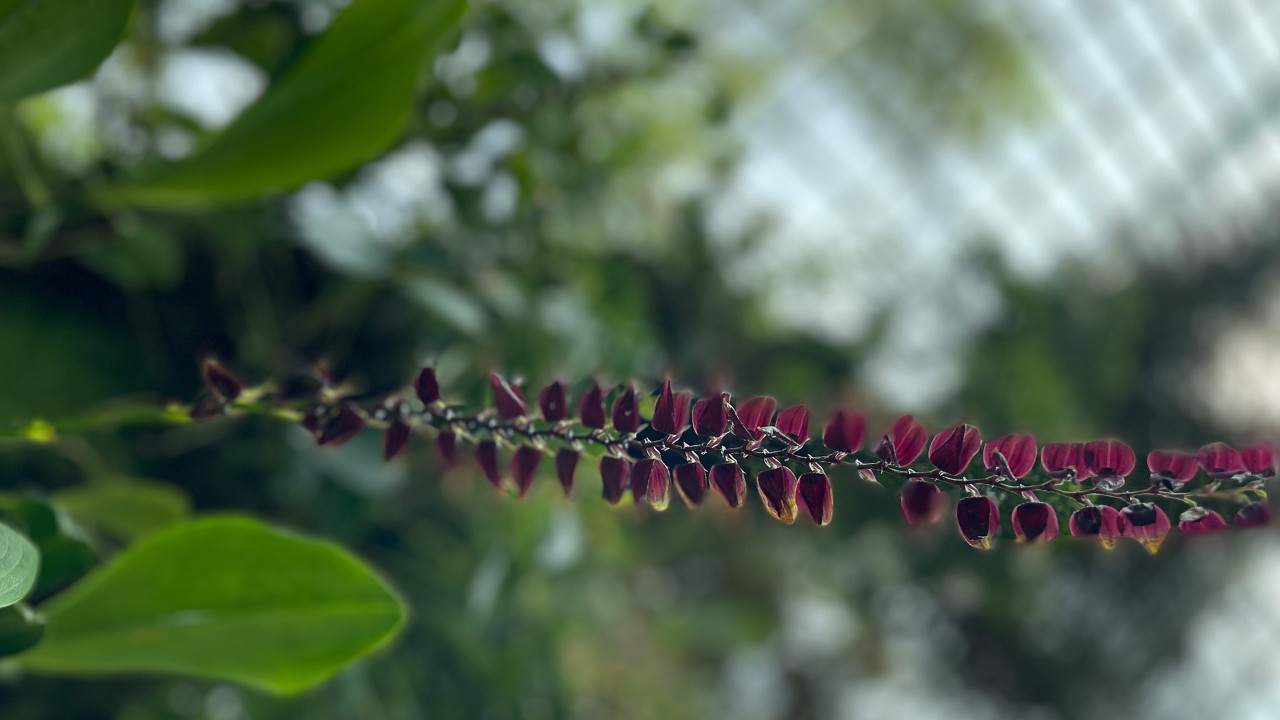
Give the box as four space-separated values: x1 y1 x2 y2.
1069 505 1123 549
1040 442 1089 480
673 391 693 435
756 466 798 525
511 446 541 498
710 462 746 508
821 409 866 454
632 458 671 511
1120 503 1170 554
611 384 640 434
900 480 946 526
578 379 606 429
876 415 928 466
538 381 569 422
1178 507 1227 535
317 403 365 446
983 433 1038 479
1012 502 1059 543
476 440 502 489
673 462 708 508
202 360 243 402
382 418 412 461
797 472 833 526
1146 450 1198 489
650 378 679 435
733 396 777 441
955 496 1000 549
692 395 729 437
489 373 527 420
1196 442 1245 479
775 405 811 443
1235 500 1271 528
555 448 579 497
1084 440 1135 491
600 456 630 505
1241 444 1277 477
413 366 440 405
437 431 458 467
929 424 982 476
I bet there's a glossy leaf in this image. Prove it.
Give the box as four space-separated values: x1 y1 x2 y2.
0 522 38 608
23 516 405 694
0 0 133 103
54 478 190 542
97 0 467 207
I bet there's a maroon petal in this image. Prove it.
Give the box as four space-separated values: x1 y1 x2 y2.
821 409 866 454
710 462 746 508
632 458 671 511
1120 503 1171 554
692 395 729 437
1011 502 1059 543
413 366 440 405
955 496 1000 549
1235 500 1271 528
555 448 579 497
382 418 412 461
512 445 542 498
1069 505 1123 549
489 373 527 420
1084 440 1135 490
797 472 833 526
1241 444 1277 477
756 466 798 524
983 433 1038 479
900 480 947 526
733 396 777 440
600 456 630 505
538 381 569 422
1041 442 1089 480
1196 442 1245 479
202 360 243 402
673 462 708 508
673 391 693 433
578 379 606 429
437 431 458 467
1146 450 1199 488
775 405 811 442
611 384 640 434
928 424 982 476
650 379 679 435
1178 507 1227 535
476 440 502 489
317 403 365 446
876 415 927 466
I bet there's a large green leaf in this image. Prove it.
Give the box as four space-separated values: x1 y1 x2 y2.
55 478 191 543
0 0 134 103
0 521 39 608
23 516 406 694
99 0 467 208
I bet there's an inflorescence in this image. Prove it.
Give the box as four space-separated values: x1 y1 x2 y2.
196 361 1274 553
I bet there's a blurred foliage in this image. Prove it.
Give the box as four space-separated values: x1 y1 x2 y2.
0 0 1277 719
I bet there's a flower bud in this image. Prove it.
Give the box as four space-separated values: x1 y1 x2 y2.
821 409 866 454
692 396 728 437
1235 500 1271 528
382 418 411 461
578 379 606 429
955 496 1000 549
650 379 679 435
202 360 243 402
1069 505 1123 549
600 456 630 505
929 424 982 476
797 472 833 526
1177 506 1227 535
1041 442 1089 480
476 440 502 489
710 462 746 508
1196 442 1245 479
775 405 811 443
983 433 1037 479
1241 444 1277 477
756 466 798 525
437 431 458 467
876 415 927 466
1084 440 1135 491
732 396 777 441
900 480 946 526
512 445 541 498
317 403 365 446
673 462 708 508
539 381 569 422
632 458 671 511
555 449 579 497
611 385 640 434
489 374 527 420
1011 502 1059 543
1146 450 1198 489
1120 503 1170 554
413 367 440 405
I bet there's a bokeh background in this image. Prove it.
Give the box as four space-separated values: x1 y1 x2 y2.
2 0 1280 718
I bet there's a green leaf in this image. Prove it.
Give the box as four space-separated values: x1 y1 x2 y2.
55 478 191 542
0 521 39 608
23 516 406 694
98 0 467 208
0 604 45 657
0 0 134 104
